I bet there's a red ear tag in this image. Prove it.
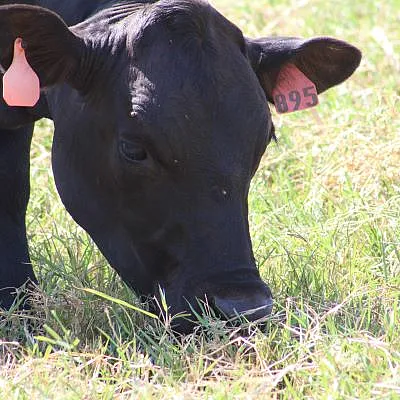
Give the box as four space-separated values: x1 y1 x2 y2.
272 64 319 114
2 38 40 107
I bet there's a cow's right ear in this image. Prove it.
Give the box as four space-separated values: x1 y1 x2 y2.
0 4 87 89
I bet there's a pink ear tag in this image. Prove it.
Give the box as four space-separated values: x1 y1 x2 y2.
272 64 319 114
2 38 40 107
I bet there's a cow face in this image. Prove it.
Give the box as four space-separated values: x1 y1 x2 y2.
0 1 361 332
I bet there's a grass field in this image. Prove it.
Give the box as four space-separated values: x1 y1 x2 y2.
1 0 399 398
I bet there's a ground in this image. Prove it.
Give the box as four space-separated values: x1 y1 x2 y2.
0 0 399 398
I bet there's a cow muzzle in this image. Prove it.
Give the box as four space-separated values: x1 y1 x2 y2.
196 270 273 324
213 292 273 322
163 274 273 333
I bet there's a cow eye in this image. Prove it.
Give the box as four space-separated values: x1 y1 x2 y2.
120 141 148 162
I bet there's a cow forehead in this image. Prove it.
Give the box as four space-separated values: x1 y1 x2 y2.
120 0 244 57
140 0 212 36
120 2 250 118
77 0 246 93
125 56 259 144
78 1 267 147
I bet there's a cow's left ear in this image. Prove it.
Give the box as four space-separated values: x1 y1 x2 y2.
246 36 362 103
0 4 86 89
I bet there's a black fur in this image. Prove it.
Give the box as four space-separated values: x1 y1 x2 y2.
0 0 361 332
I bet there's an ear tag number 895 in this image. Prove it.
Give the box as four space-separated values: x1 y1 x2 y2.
272 64 320 114
274 87 318 114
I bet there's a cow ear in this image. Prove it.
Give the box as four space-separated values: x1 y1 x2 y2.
246 36 362 103
0 4 86 89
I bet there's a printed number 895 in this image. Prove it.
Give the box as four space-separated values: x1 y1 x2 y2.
273 86 318 114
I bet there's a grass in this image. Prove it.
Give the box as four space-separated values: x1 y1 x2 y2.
1 0 399 398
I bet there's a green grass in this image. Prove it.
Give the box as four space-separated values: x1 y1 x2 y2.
1 0 399 398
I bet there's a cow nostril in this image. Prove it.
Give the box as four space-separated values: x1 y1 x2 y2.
214 294 273 322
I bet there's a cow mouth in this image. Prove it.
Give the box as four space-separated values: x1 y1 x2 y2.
164 268 274 332
168 290 273 334
213 294 273 322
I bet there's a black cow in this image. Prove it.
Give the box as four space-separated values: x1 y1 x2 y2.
0 0 361 332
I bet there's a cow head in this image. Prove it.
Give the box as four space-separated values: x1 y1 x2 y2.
0 1 361 332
